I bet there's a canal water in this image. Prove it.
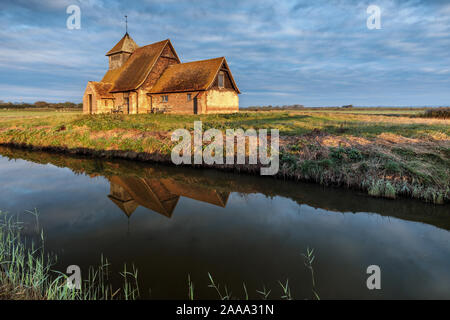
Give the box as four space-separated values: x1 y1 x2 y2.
0 147 449 299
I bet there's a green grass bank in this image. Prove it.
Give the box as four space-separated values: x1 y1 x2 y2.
0 109 448 204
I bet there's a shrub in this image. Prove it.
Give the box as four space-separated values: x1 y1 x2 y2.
347 149 364 161
329 147 364 162
419 107 450 119
329 147 345 161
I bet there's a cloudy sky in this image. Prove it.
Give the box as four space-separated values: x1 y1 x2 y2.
0 0 449 107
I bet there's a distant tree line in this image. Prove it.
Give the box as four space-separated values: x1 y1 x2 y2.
246 104 360 111
0 101 82 109
246 104 305 111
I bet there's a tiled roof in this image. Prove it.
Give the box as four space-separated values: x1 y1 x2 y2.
106 33 138 56
97 36 239 96
110 40 171 92
101 65 126 84
150 57 240 93
89 81 114 98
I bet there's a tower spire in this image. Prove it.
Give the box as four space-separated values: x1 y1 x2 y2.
125 15 128 34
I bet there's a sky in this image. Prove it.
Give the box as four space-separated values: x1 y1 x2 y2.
0 0 449 107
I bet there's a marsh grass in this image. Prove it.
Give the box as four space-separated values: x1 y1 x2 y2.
368 180 396 199
279 279 293 300
203 247 319 300
187 274 194 300
302 247 320 300
207 272 232 300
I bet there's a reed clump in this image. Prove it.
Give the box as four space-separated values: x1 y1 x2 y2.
0 211 139 300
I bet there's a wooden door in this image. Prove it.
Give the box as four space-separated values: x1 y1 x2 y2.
125 97 129 114
193 97 198 114
88 94 93 114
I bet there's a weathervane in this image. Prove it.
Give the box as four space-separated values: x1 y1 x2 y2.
125 15 128 34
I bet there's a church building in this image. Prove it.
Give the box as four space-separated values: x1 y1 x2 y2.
83 33 240 115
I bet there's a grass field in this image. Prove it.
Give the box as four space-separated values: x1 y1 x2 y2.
0 108 448 203
0 110 81 122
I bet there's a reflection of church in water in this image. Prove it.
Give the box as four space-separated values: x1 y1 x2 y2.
107 176 230 218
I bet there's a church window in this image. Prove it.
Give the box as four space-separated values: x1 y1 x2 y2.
218 72 225 88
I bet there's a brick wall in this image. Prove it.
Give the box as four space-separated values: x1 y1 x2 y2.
96 99 114 113
148 89 238 114
83 83 117 114
113 93 124 111
149 91 202 114
129 91 137 114
137 89 151 113
83 84 99 114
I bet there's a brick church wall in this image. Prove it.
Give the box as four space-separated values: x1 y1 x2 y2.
149 91 204 114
